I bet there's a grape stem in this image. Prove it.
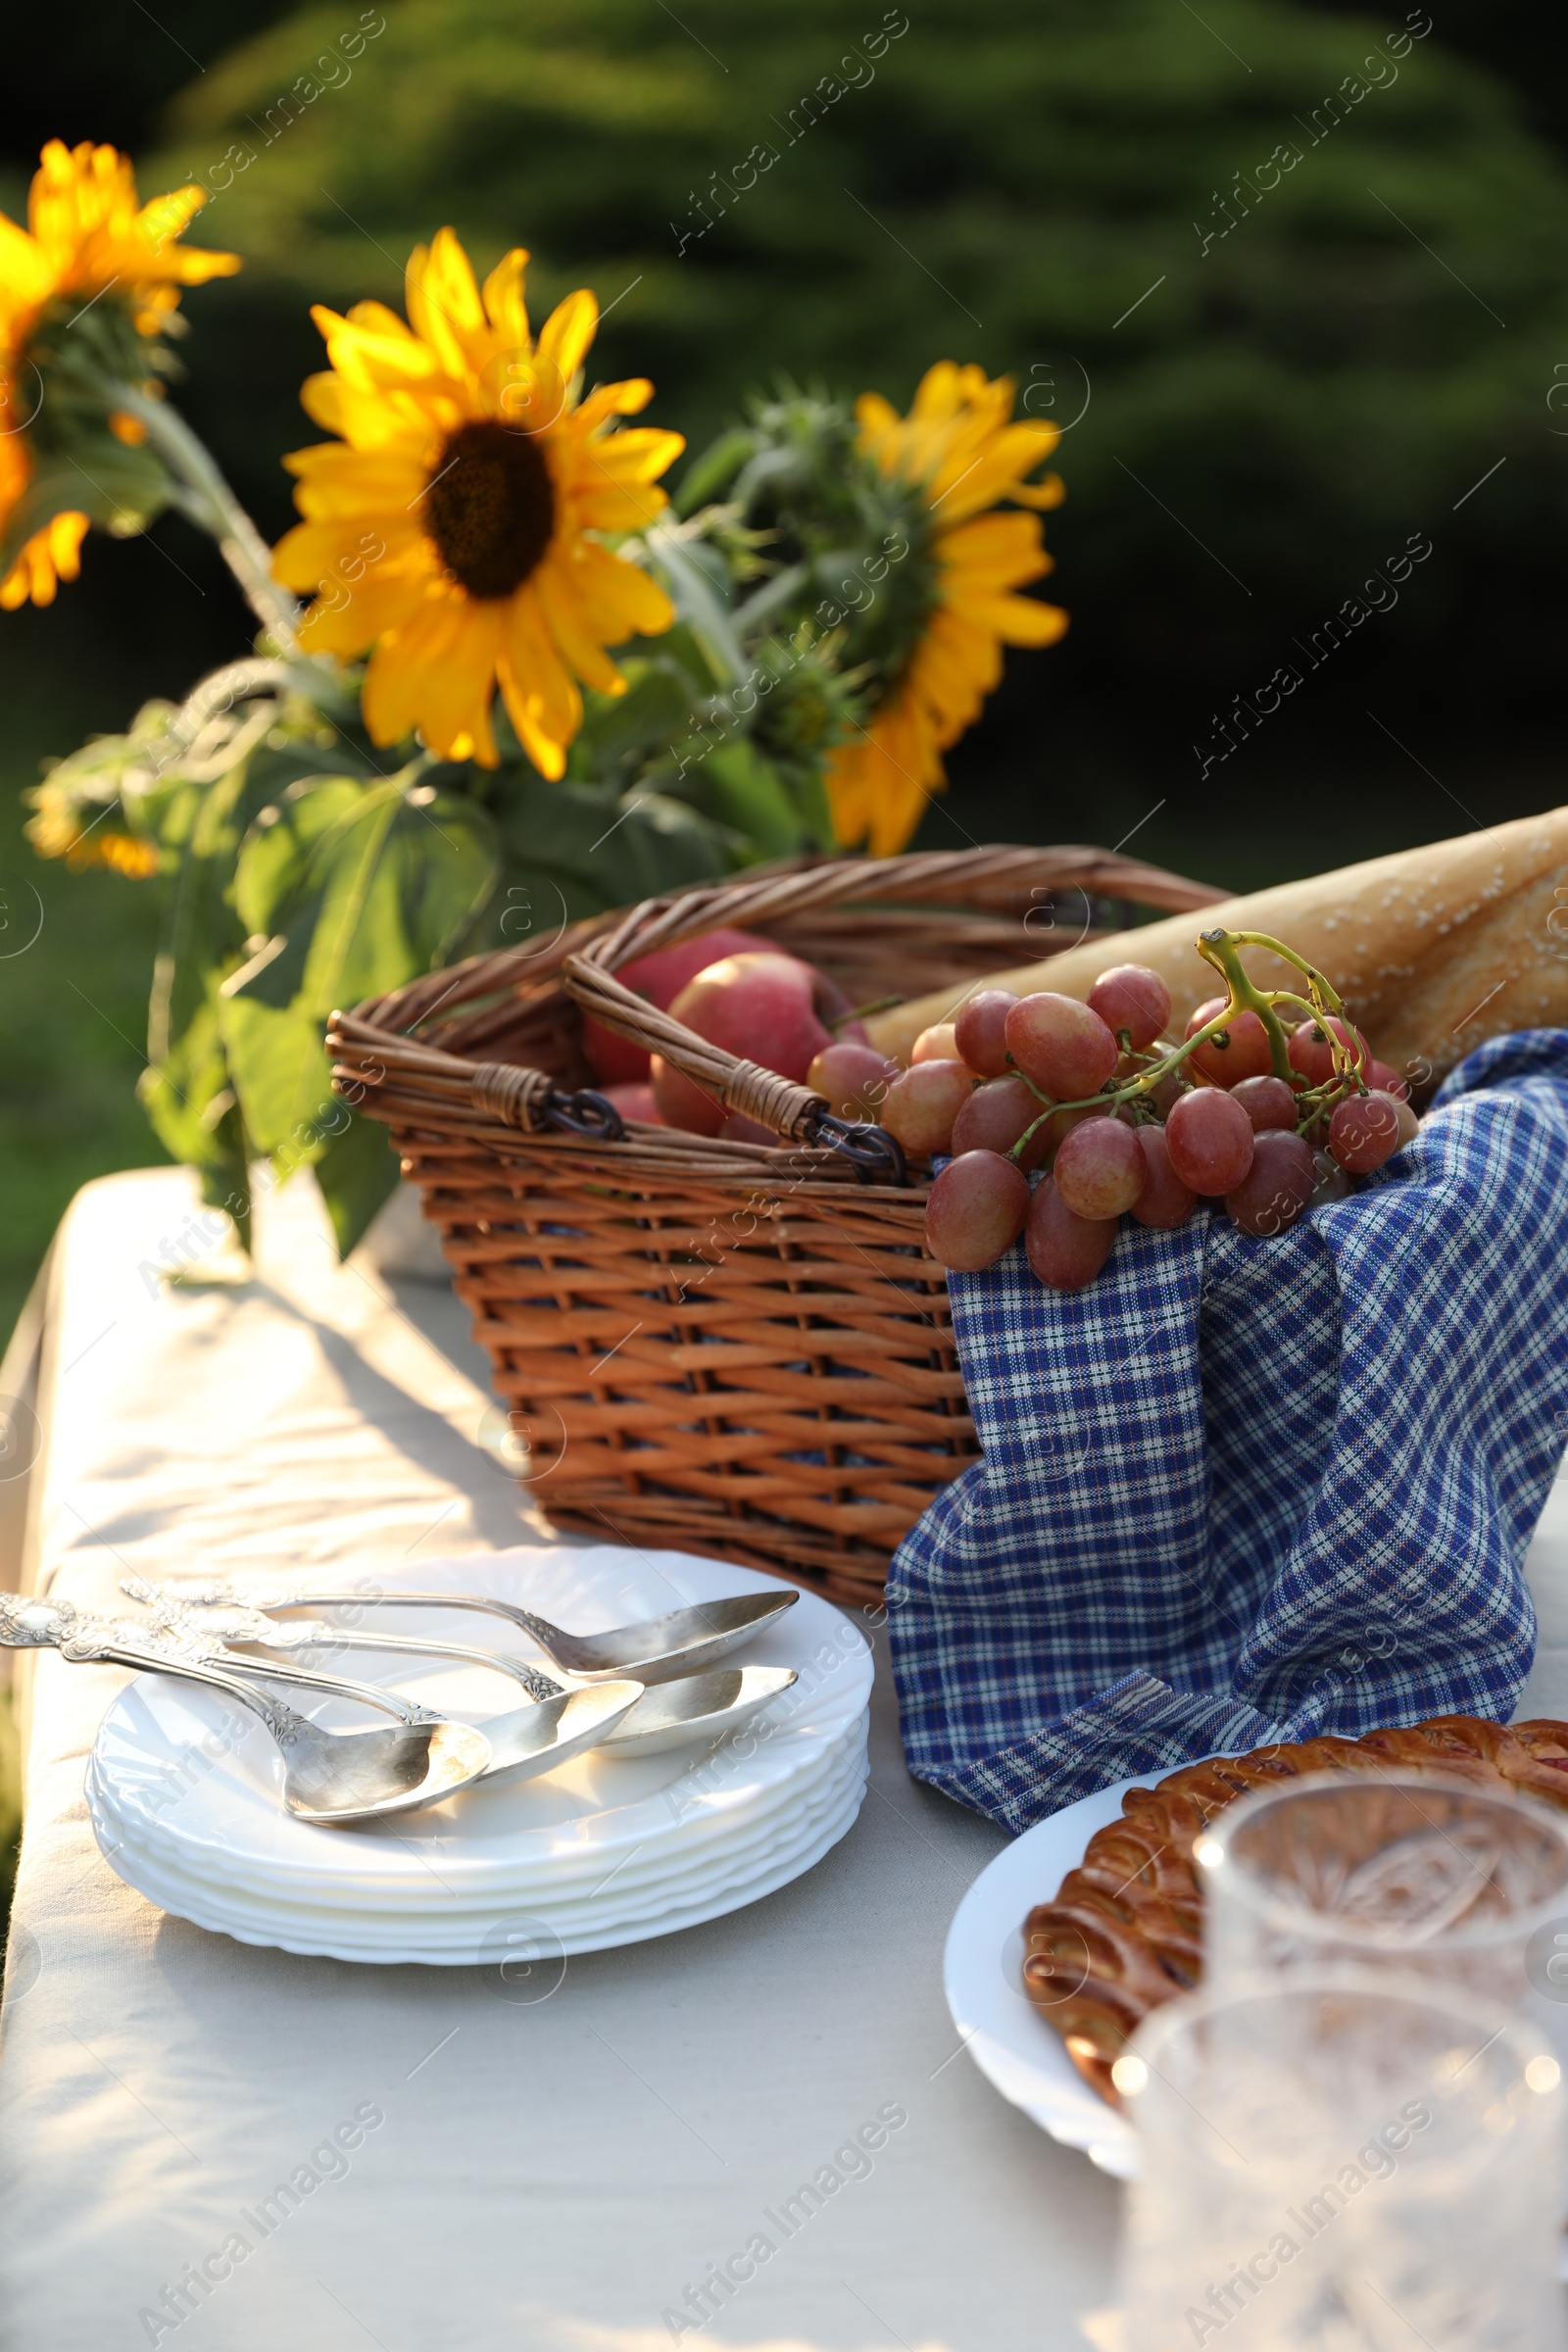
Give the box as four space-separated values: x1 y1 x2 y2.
1006 926 1370 1167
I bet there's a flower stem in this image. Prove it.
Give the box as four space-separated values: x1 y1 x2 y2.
114 384 301 654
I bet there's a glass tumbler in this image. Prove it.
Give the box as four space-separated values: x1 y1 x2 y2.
1197 1771 1568 2049
1117 1969 1564 2351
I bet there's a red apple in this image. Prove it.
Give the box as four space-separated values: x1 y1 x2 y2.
582 926 774 1084
649 1057 725 1136
603 1081 662 1124
653 952 842 1133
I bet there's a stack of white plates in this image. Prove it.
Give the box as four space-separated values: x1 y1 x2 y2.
85 1547 871 1965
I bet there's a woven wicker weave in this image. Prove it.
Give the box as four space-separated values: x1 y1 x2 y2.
329 845 1223 1604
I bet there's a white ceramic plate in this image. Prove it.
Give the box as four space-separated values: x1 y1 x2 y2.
99 1747 870 1964
92 1727 866 1939
943 1778 1143 2179
89 1715 868 1936
89 1545 873 1960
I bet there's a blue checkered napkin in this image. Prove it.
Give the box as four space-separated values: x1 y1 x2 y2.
887 1031 1568 1834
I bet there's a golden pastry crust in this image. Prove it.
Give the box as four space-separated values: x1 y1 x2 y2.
1021 1715 1568 2107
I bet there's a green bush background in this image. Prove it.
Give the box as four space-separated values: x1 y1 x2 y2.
2 0 1567 1347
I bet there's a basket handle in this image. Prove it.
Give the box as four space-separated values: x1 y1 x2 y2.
328 1011 627 1141
559 957 906 1179
559 843 1222 1160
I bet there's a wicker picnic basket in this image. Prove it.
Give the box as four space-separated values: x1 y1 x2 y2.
328 846 1223 1607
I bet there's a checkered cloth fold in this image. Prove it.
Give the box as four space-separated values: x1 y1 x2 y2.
888 1031 1568 1833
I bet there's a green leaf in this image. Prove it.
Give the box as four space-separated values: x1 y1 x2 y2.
220 775 498 1161
0 437 171 573
679 740 812 862
571 662 695 777
644 533 748 687
674 427 756 517
314 1105 403 1258
315 1105 404 1270
141 760 269 1173
484 767 735 938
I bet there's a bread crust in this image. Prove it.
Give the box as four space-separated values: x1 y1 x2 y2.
1021 1714 1568 2106
868 808 1568 1081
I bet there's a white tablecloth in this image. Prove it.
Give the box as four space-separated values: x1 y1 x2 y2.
0 1169 1127 2352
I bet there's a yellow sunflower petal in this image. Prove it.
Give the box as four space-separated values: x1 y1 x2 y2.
854 390 901 440
537 289 598 380
958 592 1069 647
405 228 488 380
361 594 469 747
409 597 505 763
577 378 655 427
1008 473 1065 511
584 424 686 484
283 446 431 519
498 586 581 765
570 542 675 638
270 514 426 591
532 562 625 695
480 248 531 352
296 567 429 658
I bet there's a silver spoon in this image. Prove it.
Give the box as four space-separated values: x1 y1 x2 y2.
157 1575 799 1684
124 1583 795 1762
0 1594 492 1826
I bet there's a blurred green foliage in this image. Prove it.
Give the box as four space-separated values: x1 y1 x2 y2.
144 0 1568 694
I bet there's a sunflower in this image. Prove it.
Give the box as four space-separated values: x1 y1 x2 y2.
25 783 160 876
271 230 684 775
0 140 238 609
824 363 1067 857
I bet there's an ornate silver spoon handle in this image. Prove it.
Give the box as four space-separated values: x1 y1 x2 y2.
117 1580 437 1724
123 1590 564 1702
163 1581 565 1651
167 1644 435 1726
4 1592 427 1728
0 1600 318 1752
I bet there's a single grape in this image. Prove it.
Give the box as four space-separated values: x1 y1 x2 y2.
1224 1130 1317 1237
924 1151 1031 1271
951 1074 1054 1168
1184 995 1276 1087
1365 1055 1410 1102
806 1041 898 1121
911 1023 960 1064
1025 1178 1120 1291
1164 1087 1255 1195
1088 963 1172 1052
1004 993 1120 1101
1311 1147 1351 1206
1328 1090 1402 1174
954 990 1019 1078
1230 1074 1299 1134
1393 1096 1420 1148
1054 1116 1147 1219
1287 1014 1367 1088
1129 1124 1198 1229
879 1059 974 1156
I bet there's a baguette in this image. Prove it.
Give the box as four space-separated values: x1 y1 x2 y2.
865 808 1568 1084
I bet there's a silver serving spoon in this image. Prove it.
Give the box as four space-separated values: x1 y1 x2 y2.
124 1582 796 1762
0 1593 492 1826
157 1575 799 1685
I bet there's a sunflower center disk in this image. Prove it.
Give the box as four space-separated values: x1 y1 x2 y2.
424 420 555 601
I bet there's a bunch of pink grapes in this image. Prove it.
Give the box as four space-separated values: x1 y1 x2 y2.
873 938 1420 1292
